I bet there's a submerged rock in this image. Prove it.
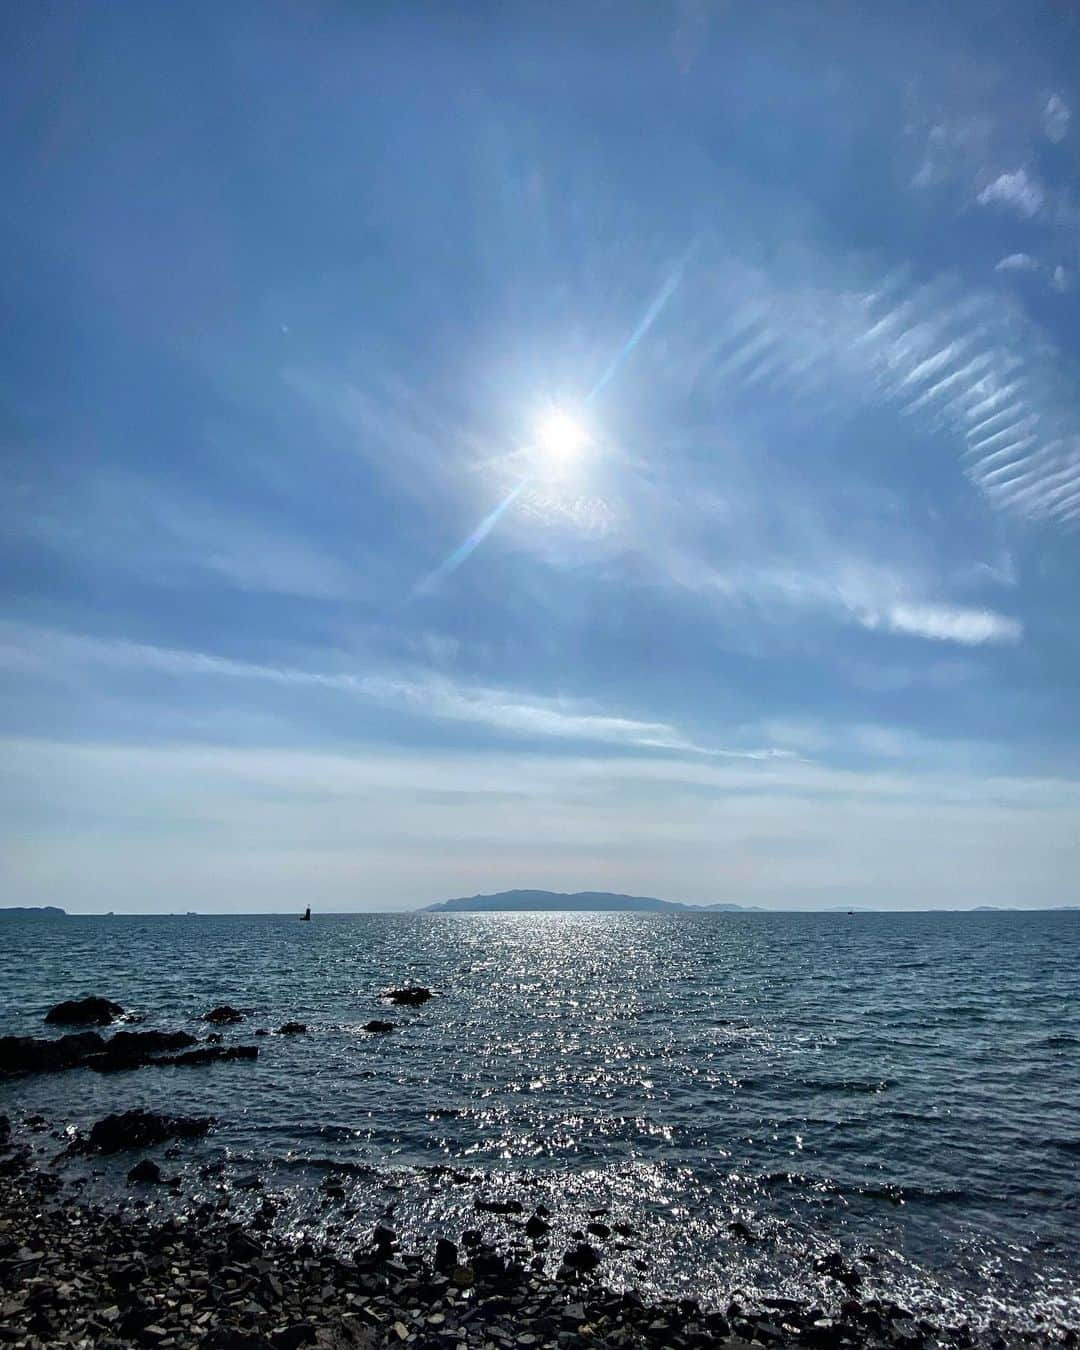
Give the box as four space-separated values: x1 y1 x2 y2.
475 1197 524 1215
44 996 124 1026
201 1005 245 1025
383 986 433 1006
84 1108 213 1153
160 1044 258 1067
563 1242 602 1272
277 1022 307 1035
126 1158 164 1184
363 1019 395 1033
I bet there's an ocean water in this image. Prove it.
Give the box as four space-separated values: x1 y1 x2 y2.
2 910 1078 1333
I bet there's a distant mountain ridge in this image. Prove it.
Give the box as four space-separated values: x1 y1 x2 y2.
421 889 762 913
0 906 66 917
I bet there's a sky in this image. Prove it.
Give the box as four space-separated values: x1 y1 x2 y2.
2 1 1079 913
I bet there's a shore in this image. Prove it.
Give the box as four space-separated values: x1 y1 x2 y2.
0 1117 1069 1350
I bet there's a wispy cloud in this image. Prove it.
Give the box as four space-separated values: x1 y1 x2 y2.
7 472 357 601
977 168 1045 218
1043 94 1071 143
662 542 1021 648
995 253 1040 273
0 623 787 760
643 255 1080 532
871 603 1021 645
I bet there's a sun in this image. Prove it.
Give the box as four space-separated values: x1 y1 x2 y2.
535 408 588 466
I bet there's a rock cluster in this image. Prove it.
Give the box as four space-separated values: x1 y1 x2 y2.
0 1029 259 1078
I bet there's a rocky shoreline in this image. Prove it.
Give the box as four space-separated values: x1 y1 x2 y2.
2 995 1076 1349
0 1115 1072 1350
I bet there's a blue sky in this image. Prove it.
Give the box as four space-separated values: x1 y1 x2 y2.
2 2 1079 911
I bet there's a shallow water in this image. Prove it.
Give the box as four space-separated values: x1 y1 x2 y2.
2 910 1078 1331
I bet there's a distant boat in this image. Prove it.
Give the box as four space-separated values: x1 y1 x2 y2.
301 906 311 922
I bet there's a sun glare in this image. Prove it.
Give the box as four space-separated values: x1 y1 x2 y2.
535 409 588 465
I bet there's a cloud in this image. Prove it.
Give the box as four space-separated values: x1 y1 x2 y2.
995 253 1040 273
977 169 1045 218
1051 265 1070 293
667 548 1022 649
8 472 357 601
644 256 1080 531
874 603 1022 645
1043 94 1070 143
0 623 787 760
3 737 1078 912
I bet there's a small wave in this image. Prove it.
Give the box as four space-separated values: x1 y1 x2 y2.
762 1170 842 1194
276 1157 379 1178
805 1078 895 1095
1045 1138 1080 1156
858 1183 972 1206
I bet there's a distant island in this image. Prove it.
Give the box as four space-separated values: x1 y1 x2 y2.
0 906 66 917
421 889 763 913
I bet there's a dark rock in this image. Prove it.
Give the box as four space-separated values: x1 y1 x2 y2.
475 1197 524 1215
276 1022 307 1035
586 1222 611 1239
0 1115 9 1148
87 1029 202 1072
371 1225 397 1259
228 1231 263 1262
815 1251 863 1290
254 1029 269 1036
383 987 434 1006
728 1219 757 1242
126 1159 163 1184
0 1031 105 1077
271 1325 316 1350
472 1250 506 1281
525 1214 550 1240
201 1005 245 1025
563 1243 601 1272
434 1238 458 1272
44 996 124 1026
110 1029 198 1055
206 1032 224 1044
84 1108 213 1153
363 1020 396 1033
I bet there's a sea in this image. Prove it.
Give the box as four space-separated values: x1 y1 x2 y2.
2 910 1078 1335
